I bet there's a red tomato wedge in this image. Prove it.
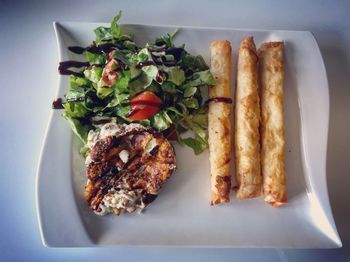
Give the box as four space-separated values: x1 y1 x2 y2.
128 91 163 121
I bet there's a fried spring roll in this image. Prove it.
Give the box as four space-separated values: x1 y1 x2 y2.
258 42 287 207
234 37 262 199
209 40 232 205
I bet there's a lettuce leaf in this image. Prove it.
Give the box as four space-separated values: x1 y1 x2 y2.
63 102 89 118
182 54 208 71
84 51 106 64
152 111 172 131
84 66 103 84
183 69 216 87
94 27 113 45
112 71 131 94
62 112 90 144
65 75 88 100
110 11 122 39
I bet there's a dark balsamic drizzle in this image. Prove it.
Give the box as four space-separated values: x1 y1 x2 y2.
52 98 64 109
58 61 90 77
205 97 233 104
52 97 85 109
155 70 167 83
142 194 158 206
68 43 117 55
135 61 156 69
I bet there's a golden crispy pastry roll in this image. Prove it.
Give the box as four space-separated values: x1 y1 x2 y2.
234 37 262 199
208 40 232 205
258 41 287 207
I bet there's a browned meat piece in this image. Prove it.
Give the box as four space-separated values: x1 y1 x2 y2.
84 124 176 216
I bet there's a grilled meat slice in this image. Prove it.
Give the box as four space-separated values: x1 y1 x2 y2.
84 123 176 216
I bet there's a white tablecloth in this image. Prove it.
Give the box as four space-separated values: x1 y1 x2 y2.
1 0 349 261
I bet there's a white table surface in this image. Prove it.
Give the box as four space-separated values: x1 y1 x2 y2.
1 0 349 261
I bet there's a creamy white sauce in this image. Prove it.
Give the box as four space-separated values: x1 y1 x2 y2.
86 123 149 150
94 188 142 216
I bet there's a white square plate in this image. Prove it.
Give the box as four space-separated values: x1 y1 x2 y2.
36 22 341 247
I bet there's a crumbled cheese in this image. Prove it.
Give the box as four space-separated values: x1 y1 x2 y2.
99 123 121 140
119 150 129 163
95 189 142 216
87 130 100 150
145 137 157 153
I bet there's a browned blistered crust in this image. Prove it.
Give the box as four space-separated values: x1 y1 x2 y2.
234 36 262 199
258 41 287 207
209 40 232 205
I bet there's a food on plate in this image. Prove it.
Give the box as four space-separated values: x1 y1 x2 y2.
234 37 262 199
53 12 216 215
84 123 176 215
208 40 232 205
54 11 215 157
258 41 287 207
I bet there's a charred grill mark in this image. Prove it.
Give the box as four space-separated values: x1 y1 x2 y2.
142 193 158 206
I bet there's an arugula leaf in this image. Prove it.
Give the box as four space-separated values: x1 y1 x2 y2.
155 28 180 47
123 40 137 51
183 98 199 109
164 66 185 86
161 81 178 94
137 48 159 82
184 86 197 97
191 107 208 128
152 111 172 131
182 54 208 71
181 137 207 155
115 105 131 122
183 69 216 87
128 72 153 93
94 27 113 45
110 11 122 39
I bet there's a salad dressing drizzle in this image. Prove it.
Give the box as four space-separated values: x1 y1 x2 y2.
68 43 117 55
135 61 156 69
206 97 233 104
52 98 65 109
52 97 85 109
58 61 90 77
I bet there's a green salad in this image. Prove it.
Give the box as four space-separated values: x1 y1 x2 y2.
57 12 215 155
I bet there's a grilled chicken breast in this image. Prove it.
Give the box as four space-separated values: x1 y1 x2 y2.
84 123 176 216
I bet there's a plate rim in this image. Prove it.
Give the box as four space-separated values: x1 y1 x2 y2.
35 21 341 248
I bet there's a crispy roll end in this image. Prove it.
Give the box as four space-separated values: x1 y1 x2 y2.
209 40 232 205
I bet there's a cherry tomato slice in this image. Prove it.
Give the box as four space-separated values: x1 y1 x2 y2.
128 91 162 121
